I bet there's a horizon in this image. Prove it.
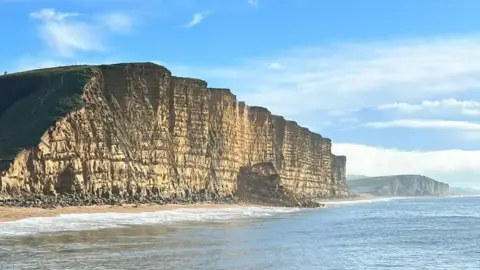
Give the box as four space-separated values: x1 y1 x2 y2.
1 0 480 189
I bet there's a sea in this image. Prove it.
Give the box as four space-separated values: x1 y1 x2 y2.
0 196 479 270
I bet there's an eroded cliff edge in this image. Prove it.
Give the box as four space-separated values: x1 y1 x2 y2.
347 175 449 197
0 62 350 208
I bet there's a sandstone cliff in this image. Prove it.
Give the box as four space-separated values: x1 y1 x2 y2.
0 62 350 207
347 175 449 196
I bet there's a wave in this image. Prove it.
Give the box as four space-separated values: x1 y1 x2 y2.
0 206 300 238
319 196 413 206
446 194 480 198
321 194 480 206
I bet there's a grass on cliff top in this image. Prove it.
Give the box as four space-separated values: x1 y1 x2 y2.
2 65 91 77
0 66 93 160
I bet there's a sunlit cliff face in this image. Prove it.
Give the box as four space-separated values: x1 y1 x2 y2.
0 63 349 203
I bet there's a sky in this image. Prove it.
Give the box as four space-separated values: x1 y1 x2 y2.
1 0 480 188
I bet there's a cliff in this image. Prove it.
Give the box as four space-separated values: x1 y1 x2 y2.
0 62 350 208
346 174 369 180
347 175 449 196
449 187 480 196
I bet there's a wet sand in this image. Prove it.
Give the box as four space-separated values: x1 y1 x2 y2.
0 194 413 222
0 203 256 222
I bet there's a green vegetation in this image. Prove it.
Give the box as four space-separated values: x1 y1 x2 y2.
0 66 93 160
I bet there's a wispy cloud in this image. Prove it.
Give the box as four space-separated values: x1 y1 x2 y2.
29 8 104 57
30 8 78 21
248 0 259 7
332 143 480 187
363 119 480 130
99 12 133 34
182 11 211 28
171 34 480 119
378 98 480 116
463 109 480 116
461 130 480 141
21 8 134 70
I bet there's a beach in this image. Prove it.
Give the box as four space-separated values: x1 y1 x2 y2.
0 194 399 223
0 203 257 222
0 194 433 223
1 196 477 269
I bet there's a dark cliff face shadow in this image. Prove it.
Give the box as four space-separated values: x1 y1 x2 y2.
236 162 316 207
55 165 76 194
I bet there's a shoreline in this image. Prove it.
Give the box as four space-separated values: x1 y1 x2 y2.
0 202 260 223
0 195 385 223
1 194 461 223
317 193 454 204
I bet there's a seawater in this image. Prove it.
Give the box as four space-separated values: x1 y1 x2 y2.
1 196 479 270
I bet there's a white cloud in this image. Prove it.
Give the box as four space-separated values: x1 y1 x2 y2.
182 11 211 28
268 62 283 69
461 130 480 141
248 0 259 7
28 8 133 59
339 117 358 124
463 109 480 116
30 8 78 21
100 12 133 33
363 119 480 130
378 98 480 116
332 143 480 188
328 108 360 117
29 8 104 58
171 34 480 118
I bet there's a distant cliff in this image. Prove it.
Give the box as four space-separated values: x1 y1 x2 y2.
0 62 350 208
346 174 369 181
449 187 480 196
347 175 449 196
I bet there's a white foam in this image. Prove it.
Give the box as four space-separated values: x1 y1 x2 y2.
0 206 300 238
446 194 480 198
319 196 412 206
322 194 480 206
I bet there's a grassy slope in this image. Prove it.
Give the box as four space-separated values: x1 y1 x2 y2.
0 66 93 160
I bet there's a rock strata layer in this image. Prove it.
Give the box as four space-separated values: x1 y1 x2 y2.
347 175 449 196
0 62 349 208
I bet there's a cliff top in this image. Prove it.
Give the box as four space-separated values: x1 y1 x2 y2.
0 65 94 160
2 65 90 79
0 62 174 160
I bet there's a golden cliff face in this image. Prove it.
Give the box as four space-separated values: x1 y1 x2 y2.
0 63 350 205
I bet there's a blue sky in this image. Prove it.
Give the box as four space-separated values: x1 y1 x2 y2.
1 0 480 187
